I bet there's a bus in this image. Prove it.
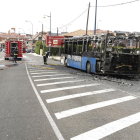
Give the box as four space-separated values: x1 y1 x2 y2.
60 33 140 75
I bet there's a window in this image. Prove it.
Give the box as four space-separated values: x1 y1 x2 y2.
38 37 42 40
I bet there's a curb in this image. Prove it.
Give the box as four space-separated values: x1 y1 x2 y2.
0 67 8 70
28 64 55 70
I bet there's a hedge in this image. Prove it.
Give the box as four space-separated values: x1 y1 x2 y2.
35 41 63 56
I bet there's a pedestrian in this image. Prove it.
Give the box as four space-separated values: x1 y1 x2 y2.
43 51 50 65
46 51 50 64
43 52 47 65
13 47 18 63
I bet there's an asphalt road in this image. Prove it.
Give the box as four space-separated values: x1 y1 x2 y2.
0 52 140 140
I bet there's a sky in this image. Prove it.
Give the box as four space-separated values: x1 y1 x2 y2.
0 0 140 35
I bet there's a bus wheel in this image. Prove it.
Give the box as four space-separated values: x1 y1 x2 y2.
86 62 91 73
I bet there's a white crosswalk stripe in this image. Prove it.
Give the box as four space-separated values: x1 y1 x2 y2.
28 66 140 139
34 77 75 82
55 96 137 119
31 72 58 75
32 74 71 78
28 68 44 71
46 89 115 103
37 80 85 86
71 111 140 140
41 84 100 93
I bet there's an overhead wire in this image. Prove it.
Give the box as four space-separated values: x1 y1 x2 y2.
45 0 139 32
91 0 139 7
51 9 88 31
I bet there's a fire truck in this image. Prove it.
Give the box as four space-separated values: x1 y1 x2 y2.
4 39 23 60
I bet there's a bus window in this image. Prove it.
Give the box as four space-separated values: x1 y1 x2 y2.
64 42 68 54
87 41 92 52
73 42 77 55
68 42 73 55
77 41 82 55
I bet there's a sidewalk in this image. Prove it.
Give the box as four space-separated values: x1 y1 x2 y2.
29 53 61 65
30 53 61 61
49 56 60 61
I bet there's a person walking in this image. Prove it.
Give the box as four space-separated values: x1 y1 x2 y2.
13 47 18 63
43 51 50 65
43 52 47 65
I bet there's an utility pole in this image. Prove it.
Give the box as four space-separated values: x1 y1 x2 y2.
94 0 97 35
41 23 43 49
49 12 51 56
39 21 43 55
86 2 90 35
57 27 58 36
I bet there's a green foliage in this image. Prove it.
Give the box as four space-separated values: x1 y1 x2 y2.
43 45 64 56
35 41 41 54
88 45 92 51
35 41 49 55
43 43 49 54
50 46 62 56
35 41 64 56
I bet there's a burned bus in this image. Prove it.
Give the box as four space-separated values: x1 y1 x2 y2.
60 33 140 75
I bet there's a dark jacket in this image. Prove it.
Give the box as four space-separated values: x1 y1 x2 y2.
14 48 18 55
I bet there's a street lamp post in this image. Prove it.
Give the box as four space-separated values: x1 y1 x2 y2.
94 0 97 35
25 20 33 52
44 12 51 56
39 21 43 55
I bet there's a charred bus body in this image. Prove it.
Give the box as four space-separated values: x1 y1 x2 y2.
60 33 140 75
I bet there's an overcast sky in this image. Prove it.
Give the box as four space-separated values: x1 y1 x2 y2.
0 0 140 35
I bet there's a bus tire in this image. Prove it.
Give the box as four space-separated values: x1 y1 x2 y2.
86 62 91 73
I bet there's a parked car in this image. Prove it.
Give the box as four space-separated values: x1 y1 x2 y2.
31 49 35 53
26 49 31 53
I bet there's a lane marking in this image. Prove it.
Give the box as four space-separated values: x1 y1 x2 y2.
31 72 58 75
32 74 71 78
41 83 100 93
46 89 115 103
34 77 75 82
25 63 65 140
37 80 85 86
28 68 44 70
55 96 136 119
71 112 140 140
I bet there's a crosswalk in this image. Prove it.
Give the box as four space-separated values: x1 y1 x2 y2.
27 65 140 140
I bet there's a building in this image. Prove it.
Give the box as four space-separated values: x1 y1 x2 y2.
59 29 113 38
0 32 28 50
26 31 48 49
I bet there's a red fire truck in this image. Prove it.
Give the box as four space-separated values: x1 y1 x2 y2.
4 39 23 60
